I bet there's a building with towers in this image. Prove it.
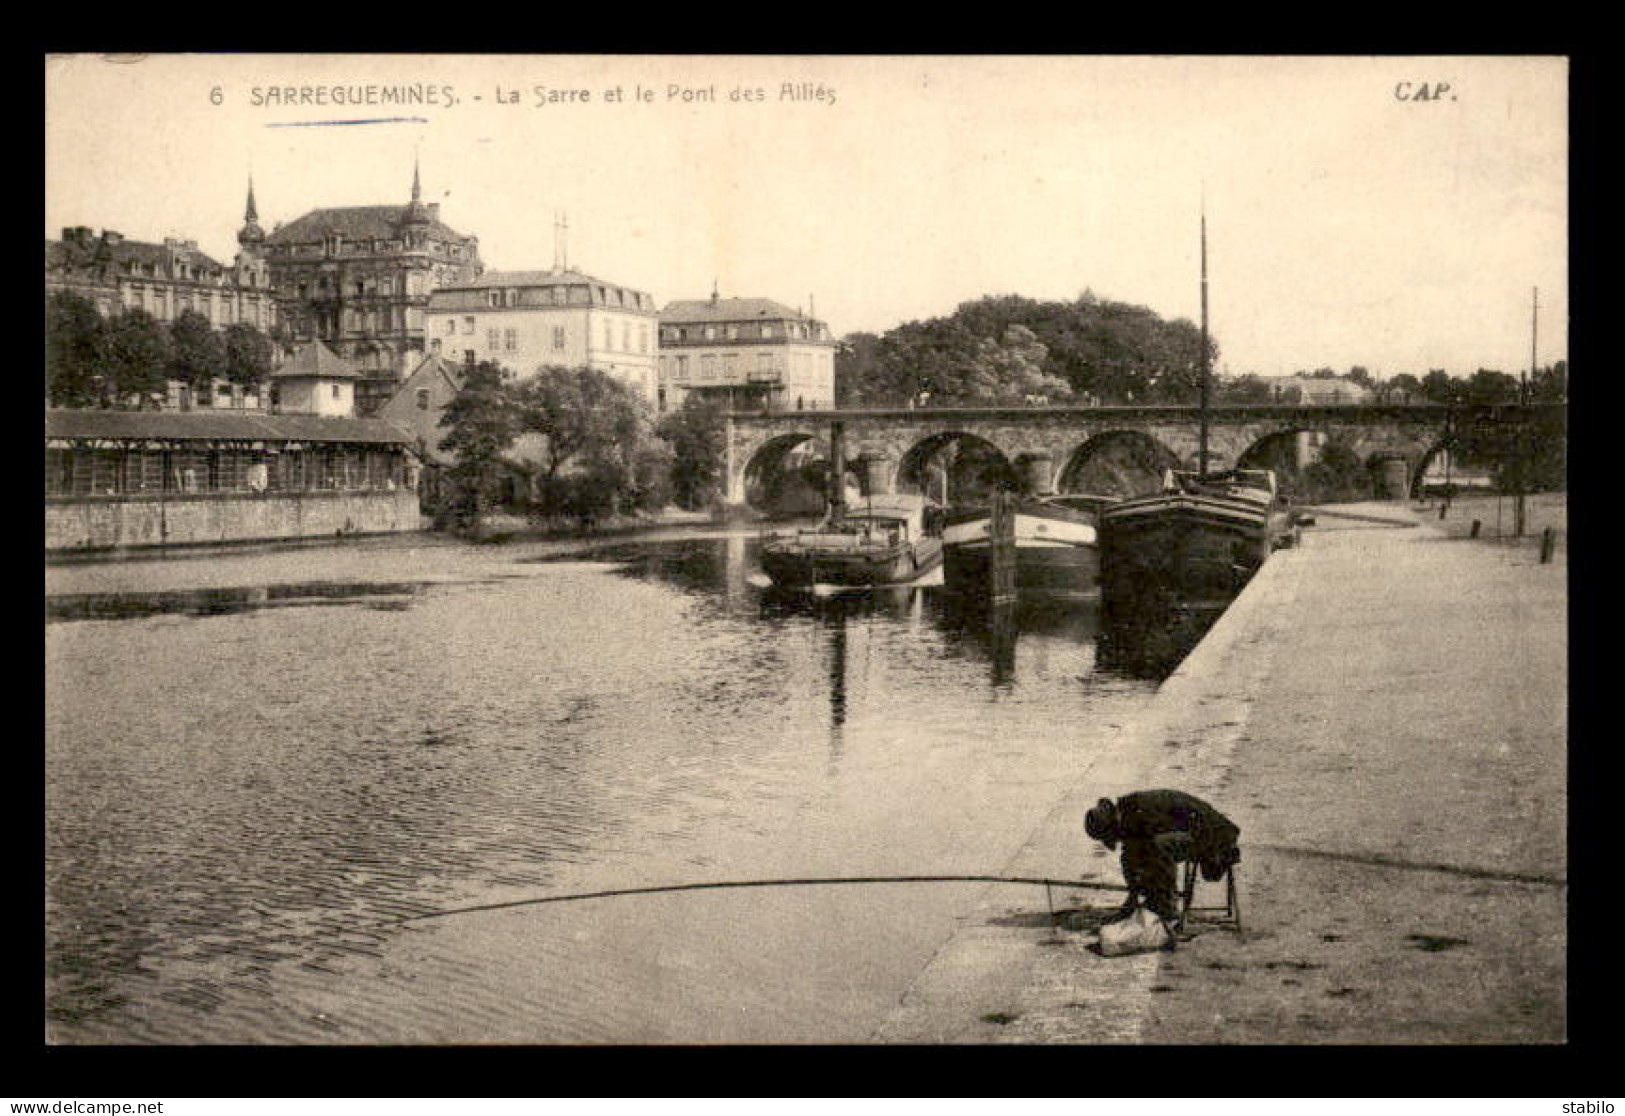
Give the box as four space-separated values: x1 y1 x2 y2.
259 162 484 415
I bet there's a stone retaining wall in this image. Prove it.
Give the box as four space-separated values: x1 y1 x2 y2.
45 489 426 552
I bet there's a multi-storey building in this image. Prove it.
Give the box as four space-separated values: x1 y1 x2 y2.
260 164 483 415
423 268 660 405
45 197 282 413
656 295 836 413
45 221 278 332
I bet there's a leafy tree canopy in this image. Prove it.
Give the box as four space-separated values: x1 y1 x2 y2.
168 309 225 389
105 309 172 408
46 291 108 407
656 395 729 511
222 323 274 390
512 365 649 480
838 292 1214 406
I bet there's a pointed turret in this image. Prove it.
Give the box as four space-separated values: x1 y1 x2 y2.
237 175 265 247
401 156 431 227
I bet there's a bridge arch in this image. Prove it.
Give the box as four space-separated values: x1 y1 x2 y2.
1407 434 1466 498
1057 430 1183 497
896 431 1021 505
741 432 862 515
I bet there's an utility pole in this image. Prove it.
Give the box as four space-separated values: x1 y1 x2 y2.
1515 287 1536 538
1198 201 1211 477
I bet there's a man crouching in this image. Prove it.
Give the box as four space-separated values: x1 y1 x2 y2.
1086 789 1241 925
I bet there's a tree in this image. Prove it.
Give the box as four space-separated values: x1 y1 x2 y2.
1462 368 1520 406
168 309 226 392
437 360 518 528
513 365 671 521
656 395 728 510
1530 360 1567 403
838 292 1211 406
45 291 108 407
1346 366 1374 389
1383 372 1423 404
1419 369 1461 406
104 309 172 408
1218 374 1277 404
512 365 646 481
222 323 274 391
834 331 883 406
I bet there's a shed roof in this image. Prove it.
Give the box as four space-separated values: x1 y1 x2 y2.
45 409 415 446
271 341 362 380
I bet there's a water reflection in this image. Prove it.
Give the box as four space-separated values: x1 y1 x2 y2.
1098 598 1227 679
44 581 433 624
46 532 1165 1043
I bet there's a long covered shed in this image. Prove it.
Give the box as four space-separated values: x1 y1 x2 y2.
45 409 426 551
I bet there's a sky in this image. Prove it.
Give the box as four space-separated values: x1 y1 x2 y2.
45 54 1567 379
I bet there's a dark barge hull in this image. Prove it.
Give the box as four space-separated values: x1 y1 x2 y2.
760 537 944 588
1098 493 1281 612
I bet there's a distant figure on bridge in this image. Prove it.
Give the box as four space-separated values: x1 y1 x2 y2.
1086 789 1241 923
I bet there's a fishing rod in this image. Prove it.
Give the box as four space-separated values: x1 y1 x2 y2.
365 874 1129 931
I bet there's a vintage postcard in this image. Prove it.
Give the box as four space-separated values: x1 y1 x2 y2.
44 54 1567 1049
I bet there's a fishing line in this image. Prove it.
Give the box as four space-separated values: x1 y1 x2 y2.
362 874 1128 930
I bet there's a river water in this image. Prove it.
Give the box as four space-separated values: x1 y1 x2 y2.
44 529 1162 1044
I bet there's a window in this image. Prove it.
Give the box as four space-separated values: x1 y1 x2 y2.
416 388 430 410
552 326 565 350
504 328 518 351
552 286 567 306
488 290 503 308
332 384 341 399
700 354 717 380
445 317 456 335
487 328 501 350
640 325 649 353
762 323 775 338
463 316 475 334
726 326 737 340
621 322 630 351
704 326 716 340
677 355 689 380
605 322 613 349
723 354 739 381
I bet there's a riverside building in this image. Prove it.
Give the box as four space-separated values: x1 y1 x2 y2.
423 267 659 406
656 293 836 413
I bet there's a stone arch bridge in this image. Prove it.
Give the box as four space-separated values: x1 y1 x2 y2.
723 402 1565 509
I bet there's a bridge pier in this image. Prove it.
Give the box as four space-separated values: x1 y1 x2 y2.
857 453 895 498
1016 452 1055 496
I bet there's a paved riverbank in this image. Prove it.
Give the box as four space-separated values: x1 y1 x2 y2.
877 498 1566 1043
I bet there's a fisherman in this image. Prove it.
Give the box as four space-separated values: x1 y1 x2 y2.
1086 789 1241 924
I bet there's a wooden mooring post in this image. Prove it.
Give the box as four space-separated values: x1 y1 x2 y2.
988 489 1017 605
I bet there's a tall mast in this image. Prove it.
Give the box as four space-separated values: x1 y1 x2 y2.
1198 197 1211 476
